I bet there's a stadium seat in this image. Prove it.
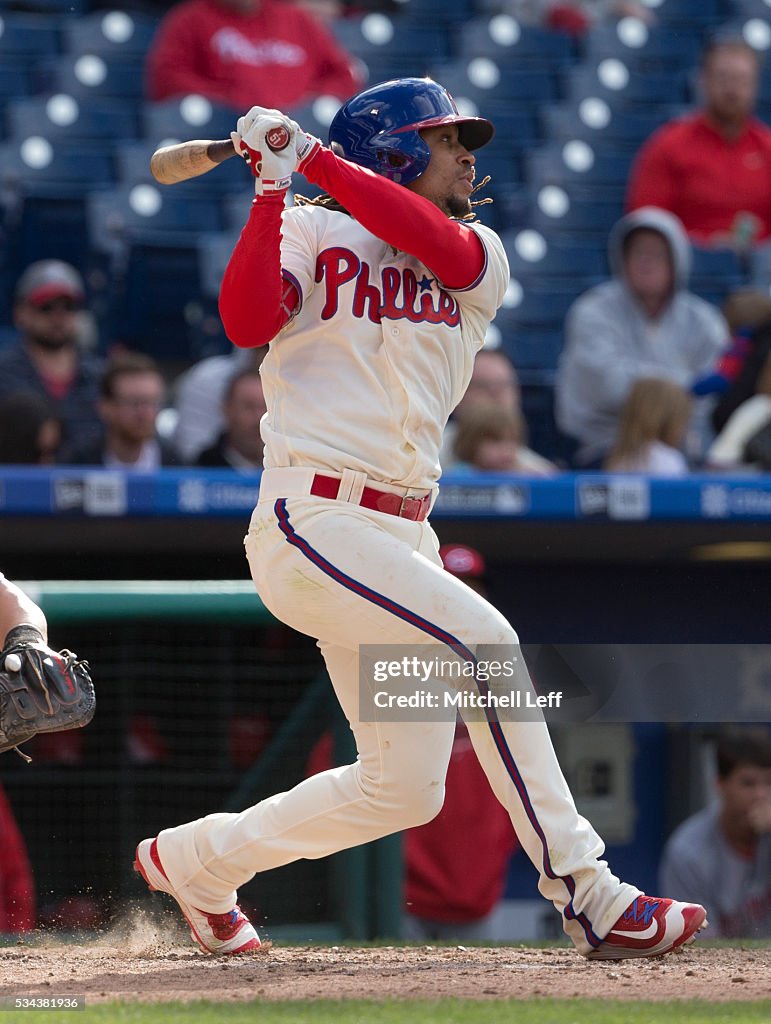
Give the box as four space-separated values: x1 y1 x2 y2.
0 13 60 58
86 184 224 258
565 63 687 109
7 94 138 141
527 185 622 241
655 0 721 25
286 96 341 146
332 13 451 69
494 284 577 332
0 134 116 268
499 230 608 280
115 240 211 358
197 230 241 300
459 15 576 64
395 0 473 22
0 57 33 101
61 10 158 57
541 101 668 151
429 58 559 108
501 329 565 372
525 142 633 190
34 53 144 101
582 20 703 72
142 98 238 148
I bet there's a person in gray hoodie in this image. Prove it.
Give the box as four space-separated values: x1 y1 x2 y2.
556 207 729 466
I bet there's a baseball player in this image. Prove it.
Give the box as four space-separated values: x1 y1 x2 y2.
135 77 707 959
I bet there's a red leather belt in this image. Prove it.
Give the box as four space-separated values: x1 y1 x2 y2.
309 473 431 522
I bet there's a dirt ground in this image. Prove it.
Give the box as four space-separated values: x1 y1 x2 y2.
0 912 769 1004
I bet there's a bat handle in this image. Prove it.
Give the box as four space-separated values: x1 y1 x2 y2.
150 138 237 185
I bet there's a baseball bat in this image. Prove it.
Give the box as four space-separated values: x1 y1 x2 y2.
150 125 291 185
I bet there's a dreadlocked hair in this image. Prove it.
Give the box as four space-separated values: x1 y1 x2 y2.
293 193 350 215
293 175 494 221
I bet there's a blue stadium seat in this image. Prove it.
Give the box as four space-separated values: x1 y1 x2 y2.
499 230 608 280
142 98 238 148
541 101 667 151
34 53 144 101
565 63 687 109
396 0 473 22
286 96 341 146
501 329 565 372
197 230 241 300
0 57 33 100
689 246 746 303
332 14 451 68
655 0 721 24
494 286 577 332
86 184 224 258
0 13 60 58
429 58 559 108
750 243 771 291
0 137 115 269
460 15 575 64
582 21 703 72
221 191 254 233
61 10 158 57
527 185 623 241
114 240 212 358
7 94 138 142
525 142 633 190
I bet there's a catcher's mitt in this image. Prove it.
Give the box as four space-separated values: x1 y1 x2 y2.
0 627 95 762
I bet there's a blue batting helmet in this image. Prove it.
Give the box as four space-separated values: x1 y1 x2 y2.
328 77 494 185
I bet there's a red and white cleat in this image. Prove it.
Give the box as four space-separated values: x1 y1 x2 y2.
134 837 264 956
587 895 708 960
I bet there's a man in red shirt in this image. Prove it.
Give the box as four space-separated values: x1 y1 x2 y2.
145 0 363 112
626 39 771 250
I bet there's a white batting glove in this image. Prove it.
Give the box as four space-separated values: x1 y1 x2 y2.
231 107 321 196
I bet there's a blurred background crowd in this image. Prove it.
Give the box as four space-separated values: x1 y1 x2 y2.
2 0 771 477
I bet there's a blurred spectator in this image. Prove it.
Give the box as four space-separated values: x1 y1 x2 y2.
195 367 267 470
706 352 771 471
145 0 363 111
173 347 264 462
0 393 61 465
442 348 557 475
659 731 771 938
60 353 179 469
556 207 728 466
0 785 35 935
627 38 771 250
403 543 519 941
0 261 103 455
604 377 692 476
483 1 655 36
711 289 771 435
453 402 558 475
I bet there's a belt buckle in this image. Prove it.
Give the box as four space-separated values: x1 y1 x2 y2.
399 494 422 520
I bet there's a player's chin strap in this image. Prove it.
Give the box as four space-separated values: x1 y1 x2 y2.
12 746 32 764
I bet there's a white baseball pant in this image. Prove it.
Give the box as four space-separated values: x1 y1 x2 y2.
155 467 639 953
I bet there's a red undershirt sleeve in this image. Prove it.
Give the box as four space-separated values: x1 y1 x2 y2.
300 146 486 290
218 193 300 348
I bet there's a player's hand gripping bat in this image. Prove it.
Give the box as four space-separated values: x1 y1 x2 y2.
150 123 291 185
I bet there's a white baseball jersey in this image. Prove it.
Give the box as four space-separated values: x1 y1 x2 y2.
258 204 509 489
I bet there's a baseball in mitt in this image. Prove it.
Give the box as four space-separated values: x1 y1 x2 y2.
0 626 95 763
